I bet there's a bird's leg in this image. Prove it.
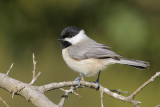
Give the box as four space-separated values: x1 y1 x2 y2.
95 71 101 90
74 74 85 86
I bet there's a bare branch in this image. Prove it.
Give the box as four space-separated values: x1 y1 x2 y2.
0 73 58 107
40 71 160 107
40 81 140 106
1 71 160 107
129 72 160 99
0 96 10 107
6 63 13 76
1 54 160 107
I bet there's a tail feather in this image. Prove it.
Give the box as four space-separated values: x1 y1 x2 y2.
117 58 150 70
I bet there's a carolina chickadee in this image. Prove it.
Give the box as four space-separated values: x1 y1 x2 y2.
58 26 149 85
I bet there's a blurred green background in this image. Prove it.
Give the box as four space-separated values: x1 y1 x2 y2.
0 0 160 107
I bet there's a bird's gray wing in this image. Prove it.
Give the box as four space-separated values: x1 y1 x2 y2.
68 38 121 60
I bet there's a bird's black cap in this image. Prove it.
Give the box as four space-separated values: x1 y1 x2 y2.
60 26 82 39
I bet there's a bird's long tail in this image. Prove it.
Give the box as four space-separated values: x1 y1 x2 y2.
117 58 150 70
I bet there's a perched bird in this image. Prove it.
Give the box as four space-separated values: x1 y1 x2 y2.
58 26 149 86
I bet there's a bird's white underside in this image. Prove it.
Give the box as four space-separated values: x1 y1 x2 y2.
62 48 117 77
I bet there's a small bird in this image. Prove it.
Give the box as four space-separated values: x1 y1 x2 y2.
58 26 149 86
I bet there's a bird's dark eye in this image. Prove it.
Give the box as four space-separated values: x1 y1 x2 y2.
68 34 73 38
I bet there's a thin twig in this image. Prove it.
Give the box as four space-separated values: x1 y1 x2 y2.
29 72 41 85
58 86 80 107
58 88 72 107
6 63 13 76
6 63 14 98
100 91 104 107
32 53 36 79
29 53 41 85
0 96 10 107
129 72 160 99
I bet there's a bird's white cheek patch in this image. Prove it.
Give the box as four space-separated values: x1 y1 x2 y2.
65 30 87 45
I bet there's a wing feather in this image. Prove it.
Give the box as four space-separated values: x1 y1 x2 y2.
68 38 121 60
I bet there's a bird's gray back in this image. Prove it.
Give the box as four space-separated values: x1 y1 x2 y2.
68 37 121 60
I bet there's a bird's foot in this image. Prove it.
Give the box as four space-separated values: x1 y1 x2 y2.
74 74 84 86
92 80 100 90
74 77 81 86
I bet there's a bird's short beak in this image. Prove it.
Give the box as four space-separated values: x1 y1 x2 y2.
57 38 64 41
